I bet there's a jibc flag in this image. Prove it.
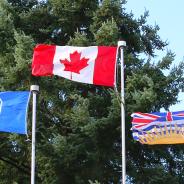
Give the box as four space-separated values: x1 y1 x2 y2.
32 44 117 87
0 91 30 134
131 111 184 144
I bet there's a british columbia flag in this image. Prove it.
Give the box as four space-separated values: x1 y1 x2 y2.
131 111 184 141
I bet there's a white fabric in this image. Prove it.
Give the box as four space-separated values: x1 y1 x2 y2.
53 46 98 84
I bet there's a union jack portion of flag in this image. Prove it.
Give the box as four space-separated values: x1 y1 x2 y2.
131 111 184 144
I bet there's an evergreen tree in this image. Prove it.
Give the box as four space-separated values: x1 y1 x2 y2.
0 0 184 183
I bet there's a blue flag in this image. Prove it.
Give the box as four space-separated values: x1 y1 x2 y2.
0 91 30 134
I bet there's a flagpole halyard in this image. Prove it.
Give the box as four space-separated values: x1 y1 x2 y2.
118 41 126 184
30 85 39 184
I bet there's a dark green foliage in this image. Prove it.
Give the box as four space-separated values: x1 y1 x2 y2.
0 0 184 183
94 18 118 46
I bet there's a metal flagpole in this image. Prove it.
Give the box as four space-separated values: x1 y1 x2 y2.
30 85 39 184
118 41 126 184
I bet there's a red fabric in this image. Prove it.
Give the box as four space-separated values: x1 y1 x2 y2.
32 44 55 76
93 46 117 87
166 112 173 121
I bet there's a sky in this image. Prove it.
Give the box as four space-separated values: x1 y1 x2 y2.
125 0 184 111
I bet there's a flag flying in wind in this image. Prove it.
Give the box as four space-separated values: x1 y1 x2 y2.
131 111 184 145
0 91 30 134
32 44 117 87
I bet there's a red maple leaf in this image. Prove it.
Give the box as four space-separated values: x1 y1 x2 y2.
60 51 89 80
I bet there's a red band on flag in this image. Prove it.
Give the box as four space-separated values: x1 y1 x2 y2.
32 44 55 76
166 112 173 121
93 46 117 86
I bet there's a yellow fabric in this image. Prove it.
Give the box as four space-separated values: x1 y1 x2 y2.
139 125 184 145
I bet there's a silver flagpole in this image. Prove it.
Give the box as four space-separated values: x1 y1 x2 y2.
118 41 126 184
30 85 39 184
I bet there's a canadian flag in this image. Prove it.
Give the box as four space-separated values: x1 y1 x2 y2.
32 44 117 87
